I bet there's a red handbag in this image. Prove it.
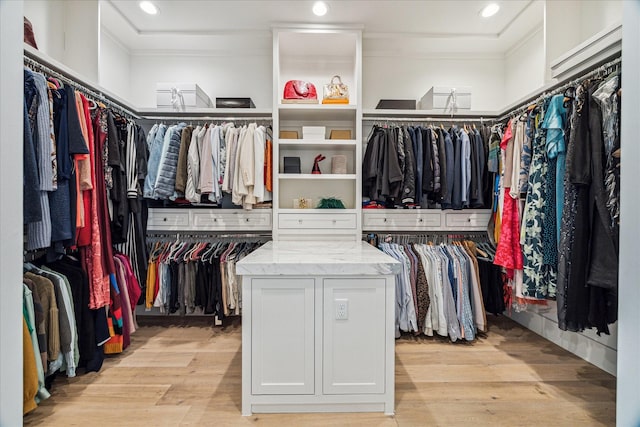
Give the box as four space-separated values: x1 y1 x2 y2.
283 80 317 100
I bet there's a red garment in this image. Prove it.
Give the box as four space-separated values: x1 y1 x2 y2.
494 189 523 273
92 108 118 277
79 96 110 309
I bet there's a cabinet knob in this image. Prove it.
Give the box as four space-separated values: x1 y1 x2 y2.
383 218 387 222
298 219 303 224
246 218 250 222
468 218 472 222
213 218 217 222
418 218 424 223
332 220 337 224
163 217 167 222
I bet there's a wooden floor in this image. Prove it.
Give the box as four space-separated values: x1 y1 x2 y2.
23 316 616 427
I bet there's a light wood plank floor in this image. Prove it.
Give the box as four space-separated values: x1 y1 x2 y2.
23 316 616 426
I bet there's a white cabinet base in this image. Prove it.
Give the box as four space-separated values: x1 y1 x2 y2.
241 275 396 416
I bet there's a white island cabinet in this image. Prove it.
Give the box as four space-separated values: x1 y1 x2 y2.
236 241 401 415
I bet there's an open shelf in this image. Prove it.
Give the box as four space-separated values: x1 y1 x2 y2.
279 174 357 180
279 104 357 121
279 139 357 148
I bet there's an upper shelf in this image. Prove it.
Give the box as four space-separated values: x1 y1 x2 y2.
279 139 357 149
278 104 357 121
362 109 499 119
137 107 273 119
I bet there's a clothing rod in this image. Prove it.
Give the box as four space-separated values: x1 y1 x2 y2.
493 55 621 123
23 52 140 119
362 116 488 123
146 232 272 239
141 116 273 122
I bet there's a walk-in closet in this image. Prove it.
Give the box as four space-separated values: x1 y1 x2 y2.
1 1 638 425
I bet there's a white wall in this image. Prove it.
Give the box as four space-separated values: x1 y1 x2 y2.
504 27 545 106
363 54 505 111
23 0 64 60
129 53 272 109
99 29 131 102
580 0 622 42
617 1 640 425
0 0 25 425
23 0 100 81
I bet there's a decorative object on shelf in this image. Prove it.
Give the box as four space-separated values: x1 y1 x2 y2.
293 198 313 209
279 130 299 139
284 157 301 174
420 86 472 111
283 80 318 103
317 197 346 209
215 97 255 108
322 75 349 104
331 155 347 174
302 126 326 139
312 154 326 174
329 129 351 139
375 99 416 110
156 82 212 110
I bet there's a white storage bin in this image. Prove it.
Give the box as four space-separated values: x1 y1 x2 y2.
156 83 212 111
420 86 471 111
302 126 326 139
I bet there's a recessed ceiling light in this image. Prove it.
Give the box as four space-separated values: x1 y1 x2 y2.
480 3 500 18
139 1 159 15
312 1 328 17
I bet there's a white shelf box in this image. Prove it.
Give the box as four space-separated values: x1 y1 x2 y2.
156 82 212 111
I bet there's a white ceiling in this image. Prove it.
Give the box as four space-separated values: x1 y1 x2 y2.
102 0 544 56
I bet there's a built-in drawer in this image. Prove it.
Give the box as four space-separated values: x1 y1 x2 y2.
278 213 357 230
444 211 491 229
362 211 442 231
147 209 190 230
191 210 272 230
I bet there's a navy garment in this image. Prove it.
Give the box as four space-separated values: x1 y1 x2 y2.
49 86 72 242
23 98 42 223
451 129 463 210
441 130 455 208
411 127 423 204
421 127 433 199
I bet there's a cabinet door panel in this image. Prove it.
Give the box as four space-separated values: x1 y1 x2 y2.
251 278 315 395
323 278 386 394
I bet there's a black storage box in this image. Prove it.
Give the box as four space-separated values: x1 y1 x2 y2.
216 97 256 108
375 99 416 110
284 157 301 174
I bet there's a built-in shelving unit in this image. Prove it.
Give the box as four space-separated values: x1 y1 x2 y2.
273 26 363 240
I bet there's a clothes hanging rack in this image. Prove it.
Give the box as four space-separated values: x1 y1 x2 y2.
23 52 140 119
493 55 621 123
146 232 272 243
141 115 273 122
363 116 487 123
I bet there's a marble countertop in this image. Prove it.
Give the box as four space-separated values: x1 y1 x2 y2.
236 241 401 276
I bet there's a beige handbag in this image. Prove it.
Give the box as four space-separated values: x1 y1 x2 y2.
322 76 349 104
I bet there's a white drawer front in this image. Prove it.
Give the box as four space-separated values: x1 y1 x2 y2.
279 213 357 230
191 211 272 230
444 211 491 229
363 212 442 231
147 209 190 230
